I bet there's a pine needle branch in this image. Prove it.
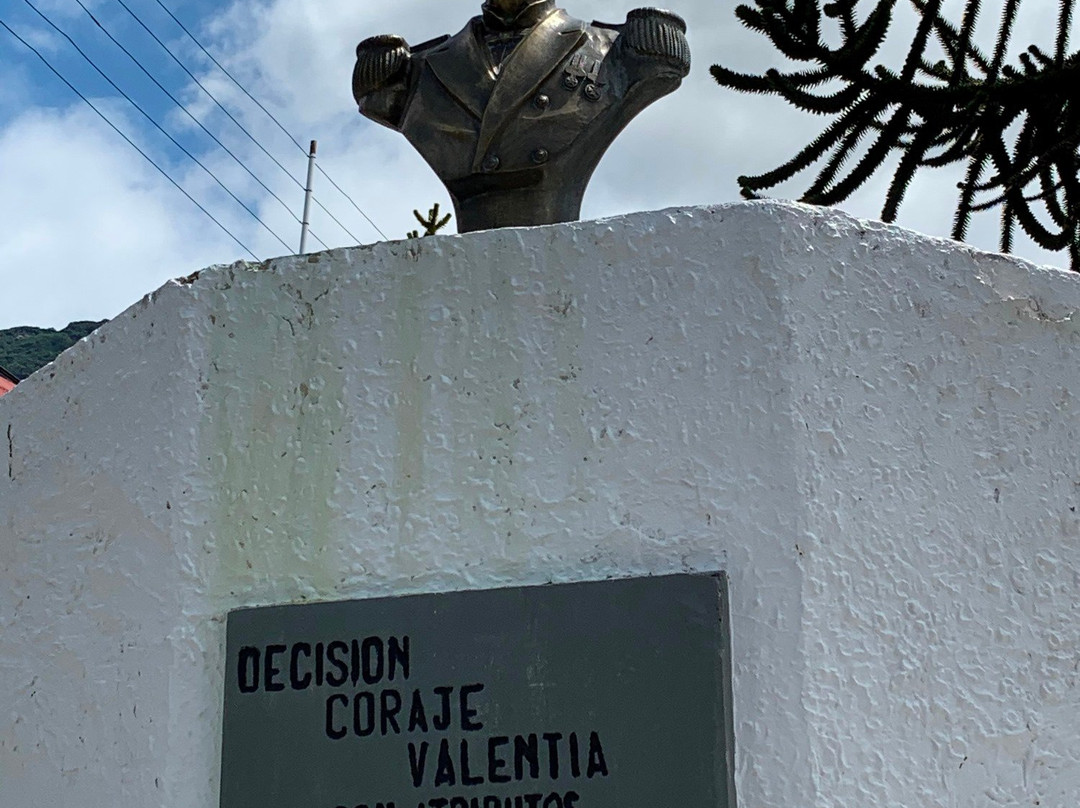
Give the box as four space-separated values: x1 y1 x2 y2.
711 0 1080 270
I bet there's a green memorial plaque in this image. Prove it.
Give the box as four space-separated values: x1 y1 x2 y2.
220 573 736 808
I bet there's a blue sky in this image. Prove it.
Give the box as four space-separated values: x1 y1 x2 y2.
0 0 1071 330
3 1 242 165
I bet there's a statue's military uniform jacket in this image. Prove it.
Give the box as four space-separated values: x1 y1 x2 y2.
353 6 690 232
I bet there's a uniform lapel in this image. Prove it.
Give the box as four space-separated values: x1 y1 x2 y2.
472 10 587 170
424 20 495 122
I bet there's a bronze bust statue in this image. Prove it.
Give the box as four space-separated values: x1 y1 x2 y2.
352 0 691 233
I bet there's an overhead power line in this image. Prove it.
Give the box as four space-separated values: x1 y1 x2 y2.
21 0 294 254
112 0 380 245
313 167 391 243
151 0 390 242
154 0 310 156
0 17 259 261
111 0 303 189
73 0 329 252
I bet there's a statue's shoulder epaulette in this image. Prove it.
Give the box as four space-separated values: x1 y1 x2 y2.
619 7 691 74
625 7 688 30
353 35 412 100
591 19 623 31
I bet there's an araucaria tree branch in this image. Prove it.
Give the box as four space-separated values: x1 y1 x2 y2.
711 0 1080 270
407 203 453 239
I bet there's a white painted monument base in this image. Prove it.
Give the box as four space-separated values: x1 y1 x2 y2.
2 202 1079 807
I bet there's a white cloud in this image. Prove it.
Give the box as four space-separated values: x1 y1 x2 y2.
0 105 242 329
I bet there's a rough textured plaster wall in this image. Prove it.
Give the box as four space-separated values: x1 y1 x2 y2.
1 201 1078 808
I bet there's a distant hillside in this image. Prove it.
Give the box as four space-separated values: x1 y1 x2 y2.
0 321 107 379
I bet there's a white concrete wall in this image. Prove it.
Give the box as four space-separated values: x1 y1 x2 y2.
2 201 1079 808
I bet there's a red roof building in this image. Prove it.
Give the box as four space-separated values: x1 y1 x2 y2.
0 365 19 397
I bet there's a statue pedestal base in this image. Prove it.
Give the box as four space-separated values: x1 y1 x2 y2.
3 202 1080 807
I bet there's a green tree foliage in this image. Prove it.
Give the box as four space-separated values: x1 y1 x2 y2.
407 203 453 238
711 0 1080 269
0 321 106 379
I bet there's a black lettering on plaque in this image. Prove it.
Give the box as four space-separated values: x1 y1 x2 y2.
290 643 312 690
586 732 608 778
459 684 484 731
264 644 286 692
325 694 348 740
237 646 260 693
388 635 410 681
314 641 325 686
381 689 402 734
460 739 483 786
408 689 429 732
362 636 385 684
408 741 429 787
434 738 456 787
488 736 510 783
514 734 539 781
542 733 562 779
220 575 735 808
326 641 349 687
432 686 453 731
351 639 362 686
353 692 376 737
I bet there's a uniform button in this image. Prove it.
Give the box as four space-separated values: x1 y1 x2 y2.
533 93 550 111
584 83 602 101
562 74 580 89
482 154 500 172
530 148 549 165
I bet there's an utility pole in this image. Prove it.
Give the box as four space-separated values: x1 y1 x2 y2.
299 140 317 254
